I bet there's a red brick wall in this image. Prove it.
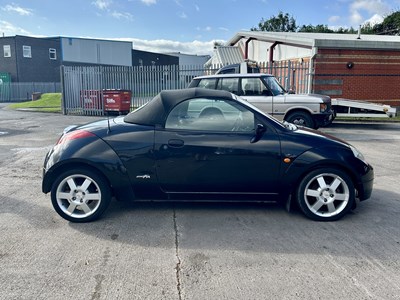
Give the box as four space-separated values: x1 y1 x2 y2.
313 49 400 106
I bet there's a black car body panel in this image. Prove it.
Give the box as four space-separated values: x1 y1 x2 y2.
42 88 374 221
42 130 136 201
153 126 282 195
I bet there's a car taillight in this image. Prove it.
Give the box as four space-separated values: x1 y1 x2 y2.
57 130 95 145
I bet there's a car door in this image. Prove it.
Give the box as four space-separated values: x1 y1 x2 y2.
240 77 287 121
154 97 282 197
240 77 273 114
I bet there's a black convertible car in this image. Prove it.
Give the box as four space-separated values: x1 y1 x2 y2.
42 88 374 222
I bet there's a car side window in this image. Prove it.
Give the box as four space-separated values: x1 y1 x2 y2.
241 78 270 96
263 76 286 95
216 78 239 94
165 98 255 132
197 78 217 89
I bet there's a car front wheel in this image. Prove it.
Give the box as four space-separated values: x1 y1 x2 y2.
296 168 355 221
51 169 111 222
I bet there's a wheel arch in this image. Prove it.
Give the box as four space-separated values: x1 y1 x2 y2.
283 107 313 120
43 160 135 201
283 159 361 212
291 162 359 196
43 161 102 192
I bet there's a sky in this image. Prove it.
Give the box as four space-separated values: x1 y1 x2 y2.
0 0 399 55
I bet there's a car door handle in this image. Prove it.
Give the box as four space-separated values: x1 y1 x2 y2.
168 139 184 148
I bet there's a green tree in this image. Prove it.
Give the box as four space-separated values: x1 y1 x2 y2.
251 11 297 32
361 23 375 34
213 41 224 48
373 11 400 35
336 27 357 34
252 10 400 35
298 24 334 33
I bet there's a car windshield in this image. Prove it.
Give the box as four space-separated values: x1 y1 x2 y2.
263 76 287 96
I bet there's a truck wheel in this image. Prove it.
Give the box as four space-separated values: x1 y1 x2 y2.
285 111 315 129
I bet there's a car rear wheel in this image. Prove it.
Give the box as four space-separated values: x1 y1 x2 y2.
51 169 111 222
296 168 355 221
285 111 315 129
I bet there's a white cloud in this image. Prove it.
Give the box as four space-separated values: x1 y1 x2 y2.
364 13 384 25
348 0 391 26
111 37 225 55
2 3 33 16
141 0 157 5
92 0 113 10
328 15 341 23
92 1 134 21
350 10 363 25
196 26 213 32
0 20 31 35
195 4 200 11
179 12 187 19
174 0 183 7
111 11 133 21
350 0 389 15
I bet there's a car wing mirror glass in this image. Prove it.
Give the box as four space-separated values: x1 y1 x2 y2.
250 123 266 144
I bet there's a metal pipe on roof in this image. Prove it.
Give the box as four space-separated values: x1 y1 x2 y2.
269 42 280 63
244 38 256 59
307 46 318 94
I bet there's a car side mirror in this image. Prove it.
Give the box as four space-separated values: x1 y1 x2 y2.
250 123 266 144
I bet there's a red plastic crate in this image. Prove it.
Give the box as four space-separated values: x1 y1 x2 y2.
103 90 132 114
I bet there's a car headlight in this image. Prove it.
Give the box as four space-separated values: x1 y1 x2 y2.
349 145 367 163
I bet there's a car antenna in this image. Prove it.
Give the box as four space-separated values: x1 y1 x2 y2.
106 111 111 134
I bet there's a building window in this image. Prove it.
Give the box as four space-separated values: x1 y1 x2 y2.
23 45 32 58
49 48 57 60
3 45 11 57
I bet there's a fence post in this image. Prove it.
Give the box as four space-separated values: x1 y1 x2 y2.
60 65 67 115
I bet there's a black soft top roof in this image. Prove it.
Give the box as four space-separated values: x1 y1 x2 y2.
124 88 235 126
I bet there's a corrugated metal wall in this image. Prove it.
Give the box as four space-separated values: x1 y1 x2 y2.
0 82 61 102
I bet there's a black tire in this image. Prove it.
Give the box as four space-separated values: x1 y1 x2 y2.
50 168 112 222
296 168 355 221
285 111 315 129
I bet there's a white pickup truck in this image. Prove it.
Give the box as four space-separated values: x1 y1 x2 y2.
188 73 334 129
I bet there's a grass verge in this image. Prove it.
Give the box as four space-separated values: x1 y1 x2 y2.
7 93 62 113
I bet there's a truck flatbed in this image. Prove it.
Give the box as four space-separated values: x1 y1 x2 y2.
332 98 397 118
